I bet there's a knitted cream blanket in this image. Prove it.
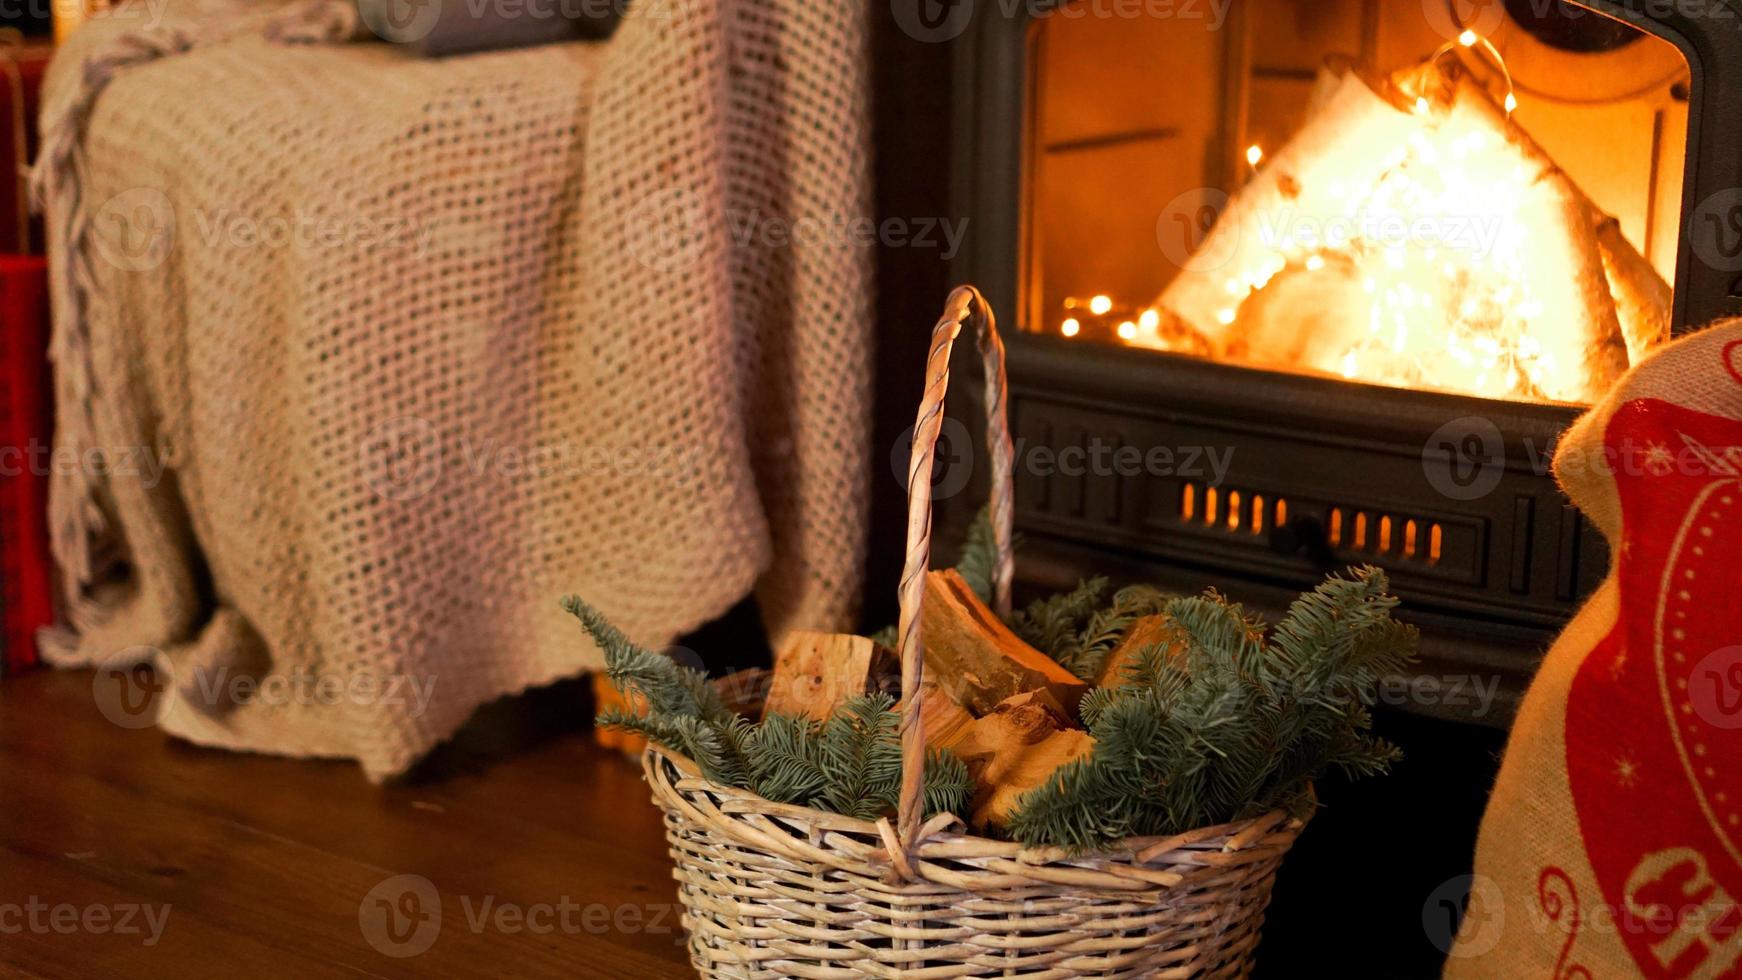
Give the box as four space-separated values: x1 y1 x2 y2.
33 0 872 779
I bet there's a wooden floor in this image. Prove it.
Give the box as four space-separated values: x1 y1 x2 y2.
0 668 693 979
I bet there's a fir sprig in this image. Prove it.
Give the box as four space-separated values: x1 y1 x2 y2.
1005 566 1416 851
571 598 970 822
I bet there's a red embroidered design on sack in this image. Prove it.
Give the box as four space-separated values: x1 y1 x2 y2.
1539 866 1592 980
1564 395 1742 978
1539 866 1595 980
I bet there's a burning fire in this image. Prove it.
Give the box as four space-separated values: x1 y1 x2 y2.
1059 46 1668 406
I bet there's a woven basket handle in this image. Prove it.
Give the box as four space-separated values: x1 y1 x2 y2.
894 285 1015 856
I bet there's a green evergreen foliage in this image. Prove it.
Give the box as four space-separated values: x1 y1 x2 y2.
1010 577 1108 662
817 693 904 820
1053 584 1174 681
953 507 1005 605
569 596 971 821
1004 567 1416 851
573 562 1413 852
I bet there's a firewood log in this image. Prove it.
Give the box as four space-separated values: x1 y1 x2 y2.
763 631 899 723
1163 58 1635 403
1093 614 1186 689
1594 215 1671 363
1156 62 1421 349
920 569 1089 717
913 684 977 751
949 691 1095 830
1395 61 1630 400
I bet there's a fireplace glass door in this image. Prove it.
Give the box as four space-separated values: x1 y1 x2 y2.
1024 0 1691 405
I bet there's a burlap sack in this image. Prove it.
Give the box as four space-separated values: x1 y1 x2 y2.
1445 321 1742 975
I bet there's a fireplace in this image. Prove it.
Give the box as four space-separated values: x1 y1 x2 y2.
947 0 1739 725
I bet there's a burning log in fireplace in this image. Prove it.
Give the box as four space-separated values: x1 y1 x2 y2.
1134 55 1669 406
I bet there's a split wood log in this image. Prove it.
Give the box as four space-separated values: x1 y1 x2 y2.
1093 614 1187 689
949 691 1095 830
1595 215 1672 363
1156 61 1422 350
913 685 977 751
716 667 772 720
1164 57 1640 403
920 569 1089 717
1436 69 1630 398
591 674 646 756
763 631 899 723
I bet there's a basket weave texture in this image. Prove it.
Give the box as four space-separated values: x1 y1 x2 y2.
638 287 1309 978
646 748 1305 979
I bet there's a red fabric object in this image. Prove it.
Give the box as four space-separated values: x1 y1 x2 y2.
1447 322 1742 976
0 254 53 672
0 43 51 255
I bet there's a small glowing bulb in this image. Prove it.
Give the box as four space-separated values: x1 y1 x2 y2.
1246 144 1264 168
1458 29 1479 47
1116 321 1137 341
1088 294 1113 316
1305 255 1325 272
1216 308 1237 326
1504 93 1518 113
1414 96 1430 115
1138 308 1160 331
1060 317 1080 338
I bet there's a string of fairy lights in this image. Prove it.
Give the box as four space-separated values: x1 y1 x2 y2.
1049 30 1597 403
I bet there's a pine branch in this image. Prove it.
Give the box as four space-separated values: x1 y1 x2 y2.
923 748 973 820
564 595 729 723
749 713 830 804
1057 584 1177 681
818 694 904 821
1011 577 1108 663
1007 568 1417 851
953 507 1005 605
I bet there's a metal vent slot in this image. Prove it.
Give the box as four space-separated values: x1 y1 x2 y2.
1180 481 1289 540
1328 506 1443 565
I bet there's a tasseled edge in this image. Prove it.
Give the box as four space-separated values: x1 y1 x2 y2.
25 1 360 637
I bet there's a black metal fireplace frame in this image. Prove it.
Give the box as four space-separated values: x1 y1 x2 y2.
946 0 1742 724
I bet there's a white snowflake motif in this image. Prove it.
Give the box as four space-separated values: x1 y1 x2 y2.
1643 441 1677 477
1615 755 1640 789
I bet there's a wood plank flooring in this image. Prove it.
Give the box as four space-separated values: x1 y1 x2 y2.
0 668 692 979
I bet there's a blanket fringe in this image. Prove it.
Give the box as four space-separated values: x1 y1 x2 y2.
27 0 357 626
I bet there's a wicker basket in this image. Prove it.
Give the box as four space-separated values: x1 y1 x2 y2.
641 286 1309 978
